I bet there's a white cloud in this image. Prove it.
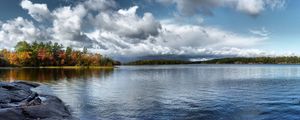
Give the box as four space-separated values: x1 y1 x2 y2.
235 0 265 16
188 47 298 61
86 20 270 58
250 27 270 37
51 4 93 47
90 6 161 41
155 0 286 16
158 21 266 48
265 0 286 10
0 17 48 49
0 0 291 61
84 0 116 11
20 0 51 22
234 0 285 16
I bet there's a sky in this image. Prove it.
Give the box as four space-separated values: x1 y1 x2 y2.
0 0 299 62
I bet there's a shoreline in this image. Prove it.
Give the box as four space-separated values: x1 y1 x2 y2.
0 66 116 69
123 63 300 66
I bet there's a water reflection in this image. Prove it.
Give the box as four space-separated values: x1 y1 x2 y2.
0 68 114 82
2 65 300 120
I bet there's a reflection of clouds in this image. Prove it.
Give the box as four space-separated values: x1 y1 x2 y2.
38 69 113 119
63 65 300 119
3 65 300 119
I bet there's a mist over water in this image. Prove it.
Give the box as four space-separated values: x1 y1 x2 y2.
1 65 300 120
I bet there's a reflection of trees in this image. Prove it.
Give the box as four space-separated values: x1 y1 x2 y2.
0 68 114 82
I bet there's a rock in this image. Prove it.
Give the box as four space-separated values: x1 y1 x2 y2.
0 81 77 120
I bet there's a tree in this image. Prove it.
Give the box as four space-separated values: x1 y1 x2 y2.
65 47 73 65
66 47 72 57
17 52 31 65
83 47 88 54
58 51 66 65
2 41 118 67
37 49 48 66
15 41 31 52
7 52 19 65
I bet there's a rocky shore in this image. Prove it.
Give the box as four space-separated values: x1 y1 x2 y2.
0 81 77 120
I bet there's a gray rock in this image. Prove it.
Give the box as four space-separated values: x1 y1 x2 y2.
0 81 77 120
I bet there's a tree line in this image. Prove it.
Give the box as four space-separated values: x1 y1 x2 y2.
126 59 190 65
200 57 300 64
0 41 120 67
125 57 300 65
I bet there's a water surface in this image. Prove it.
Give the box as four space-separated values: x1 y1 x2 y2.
1 65 300 120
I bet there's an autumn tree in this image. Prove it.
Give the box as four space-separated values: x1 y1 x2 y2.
0 41 119 67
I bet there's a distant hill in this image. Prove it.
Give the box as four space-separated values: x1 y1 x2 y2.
126 59 191 65
200 57 300 64
126 57 300 65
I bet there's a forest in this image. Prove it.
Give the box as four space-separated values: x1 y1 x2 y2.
0 41 119 67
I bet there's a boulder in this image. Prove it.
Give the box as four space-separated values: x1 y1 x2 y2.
0 81 77 120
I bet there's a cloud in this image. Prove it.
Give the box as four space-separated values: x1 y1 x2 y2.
158 20 266 48
0 17 48 49
20 0 52 22
265 0 286 10
0 0 290 61
87 19 270 59
235 0 265 16
250 27 270 37
90 6 162 41
184 47 295 61
155 0 286 16
84 0 116 11
189 47 297 61
51 4 94 47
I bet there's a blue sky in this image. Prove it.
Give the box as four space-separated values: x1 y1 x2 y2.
0 0 298 61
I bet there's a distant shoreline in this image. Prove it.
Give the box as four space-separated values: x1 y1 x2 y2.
124 63 300 65
125 57 300 65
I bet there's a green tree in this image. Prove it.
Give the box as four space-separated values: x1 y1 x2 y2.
66 47 72 56
15 41 31 52
83 47 88 54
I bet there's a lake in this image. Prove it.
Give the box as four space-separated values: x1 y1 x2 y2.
1 64 300 120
